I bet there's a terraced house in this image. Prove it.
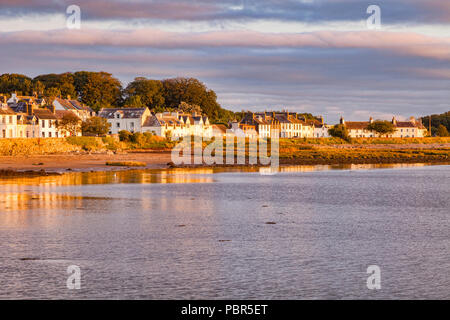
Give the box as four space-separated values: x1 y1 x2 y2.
340 116 428 138
143 111 212 138
53 97 95 121
99 108 213 138
236 111 317 138
0 94 85 138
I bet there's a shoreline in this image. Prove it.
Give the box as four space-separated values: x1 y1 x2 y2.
1 148 449 178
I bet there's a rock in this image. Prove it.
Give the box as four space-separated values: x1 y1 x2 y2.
167 161 176 168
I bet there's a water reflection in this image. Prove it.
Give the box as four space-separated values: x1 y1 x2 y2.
0 163 447 187
0 162 449 299
0 168 215 186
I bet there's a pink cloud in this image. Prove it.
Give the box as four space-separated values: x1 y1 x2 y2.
1 29 449 61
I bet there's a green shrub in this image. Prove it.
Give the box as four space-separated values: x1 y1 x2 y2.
119 130 132 142
66 136 101 151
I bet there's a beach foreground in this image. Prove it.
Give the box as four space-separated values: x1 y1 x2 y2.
1 141 450 175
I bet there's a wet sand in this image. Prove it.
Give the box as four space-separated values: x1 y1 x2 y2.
0 152 173 173
1 143 449 177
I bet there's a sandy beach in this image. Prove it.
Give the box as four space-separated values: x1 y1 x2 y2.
0 152 173 172
0 142 449 176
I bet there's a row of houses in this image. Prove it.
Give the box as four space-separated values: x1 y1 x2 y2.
340 116 428 138
0 94 94 138
231 111 328 139
0 93 429 139
230 111 427 139
98 108 214 138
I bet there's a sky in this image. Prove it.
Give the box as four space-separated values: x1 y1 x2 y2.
0 0 449 122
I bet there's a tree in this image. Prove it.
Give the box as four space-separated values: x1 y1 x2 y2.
123 95 145 108
119 130 133 142
328 124 351 141
124 77 165 110
162 77 231 122
81 117 111 136
74 71 123 111
367 120 396 136
44 87 61 101
32 80 45 96
34 73 76 98
421 112 450 136
178 101 202 114
57 113 81 136
0 73 33 95
437 124 449 137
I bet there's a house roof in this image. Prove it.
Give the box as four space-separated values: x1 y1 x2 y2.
8 102 28 113
55 98 93 112
0 107 16 115
98 108 147 119
396 121 426 129
54 110 80 120
33 108 57 120
212 124 228 134
344 122 370 130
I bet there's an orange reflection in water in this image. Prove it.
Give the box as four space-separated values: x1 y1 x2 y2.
0 168 215 187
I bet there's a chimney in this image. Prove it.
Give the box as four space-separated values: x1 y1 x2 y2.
49 104 55 114
27 102 33 116
340 116 345 125
369 117 374 124
392 116 397 125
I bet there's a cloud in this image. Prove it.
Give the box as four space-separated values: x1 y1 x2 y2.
1 0 449 23
1 28 449 61
0 0 449 122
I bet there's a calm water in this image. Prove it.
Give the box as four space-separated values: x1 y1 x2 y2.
0 164 449 299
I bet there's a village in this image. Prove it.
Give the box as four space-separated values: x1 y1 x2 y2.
0 93 429 141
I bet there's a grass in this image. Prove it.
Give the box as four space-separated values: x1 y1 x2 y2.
105 161 147 167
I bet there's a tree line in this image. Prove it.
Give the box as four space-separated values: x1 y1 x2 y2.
0 72 235 124
420 112 450 137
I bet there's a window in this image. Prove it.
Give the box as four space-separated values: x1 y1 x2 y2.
116 114 120 119
2 129 5 138
42 132 45 137
42 120 46 128
116 122 120 128
49 132 52 138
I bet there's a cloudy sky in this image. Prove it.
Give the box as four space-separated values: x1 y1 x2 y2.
0 0 449 122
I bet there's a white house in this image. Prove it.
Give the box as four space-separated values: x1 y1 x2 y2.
142 111 213 138
340 116 428 138
98 107 151 134
0 106 17 138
